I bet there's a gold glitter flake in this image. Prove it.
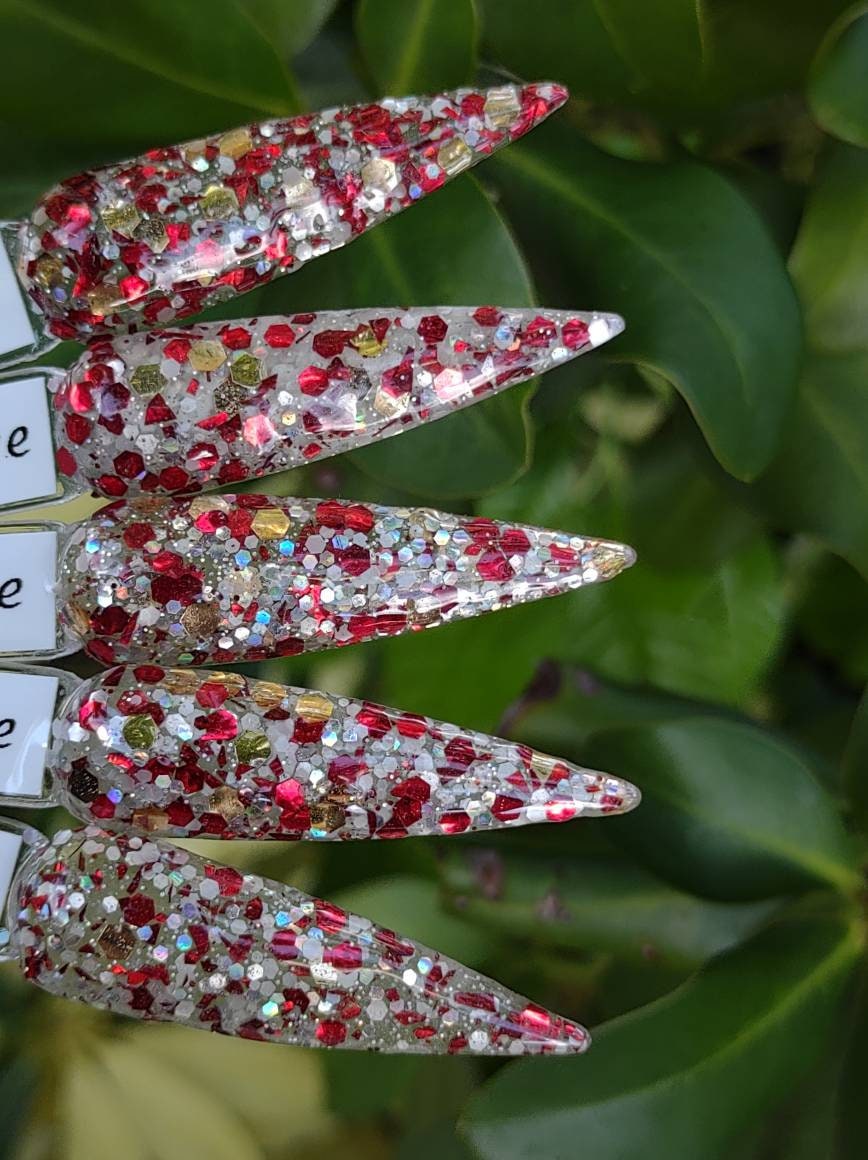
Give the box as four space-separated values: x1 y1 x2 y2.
350 326 386 358
180 602 221 637
213 379 248 417
361 156 398 192
530 751 559 783
33 256 64 290
135 217 170 253
309 801 346 832
86 284 121 317
296 692 333 721
188 340 227 373
484 86 521 129
207 671 246 695
131 807 172 832
235 731 271 762
211 785 245 820
373 386 408 418
251 507 289 540
182 139 208 167
162 668 202 695
437 138 472 175
129 364 165 397
66 601 92 637
229 352 263 388
250 680 285 710
201 184 239 220
218 127 252 159
97 924 137 960
188 494 231 519
123 714 157 749
101 203 141 238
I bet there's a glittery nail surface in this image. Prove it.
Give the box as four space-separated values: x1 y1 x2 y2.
57 495 635 666
10 826 589 1055
51 307 620 499
50 665 639 839
15 83 567 344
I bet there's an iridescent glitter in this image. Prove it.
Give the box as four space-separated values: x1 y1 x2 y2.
48 306 621 499
48 665 640 839
10 83 567 348
55 495 636 665
8 826 590 1054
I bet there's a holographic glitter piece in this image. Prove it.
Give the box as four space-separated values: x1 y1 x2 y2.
8 826 590 1055
42 306 620 502
53 495 636 665
7 83 568 352
46 665 640 839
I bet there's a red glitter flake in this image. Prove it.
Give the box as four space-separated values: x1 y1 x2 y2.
315 1020 347 1046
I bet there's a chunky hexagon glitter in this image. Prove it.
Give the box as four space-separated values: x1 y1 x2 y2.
47 306 621 500
55 494 636 665
10 83 567 348
8 826 590 1054
47 664 640 839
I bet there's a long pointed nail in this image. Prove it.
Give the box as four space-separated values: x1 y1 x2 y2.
10 825 589 1054
10 82 568 353
48 664 640 839
44 306 623 503
55 496 636 665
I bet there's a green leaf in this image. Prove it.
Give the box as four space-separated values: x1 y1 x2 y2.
789 144 868 353
241 0 339 62
843 684 868 833
357 0 477 93
461 912 863 1160
0 0 299 149
809 5 868 146
440 849 779 968
838 965 868 1158
795 553 868 686
490 123 802 479
754 352 868 579
560 537 786 707
587 717 861 899
243 174 536 498
480 0 851 118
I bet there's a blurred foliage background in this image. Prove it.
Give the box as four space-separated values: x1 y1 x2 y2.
0 0 867 1157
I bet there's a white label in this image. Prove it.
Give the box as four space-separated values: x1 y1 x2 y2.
0 530 57 653
0 378 57 507
0 242 34 359
0 671 58 798
0 828 22 918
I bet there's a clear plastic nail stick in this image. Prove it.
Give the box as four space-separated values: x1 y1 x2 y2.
0 817 590 1054
0 663 639 840
0 497 635 665
0 83 567 367
0 305 623 513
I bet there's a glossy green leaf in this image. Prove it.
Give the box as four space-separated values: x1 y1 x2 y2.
809 6 868 146
838 965 868 1158
843 684 868 833
480 0 851 117
490 123 803 479
558 537 786 706
755 352 868 579
789 145 868 353
357 0 477 92
242 0 339 62
461 913 863 1160
587 717 861 899
441 849 779 967
241 174 536 498
0 0 299 148
795 554 868 686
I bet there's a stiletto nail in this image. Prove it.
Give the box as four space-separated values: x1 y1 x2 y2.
0 82 568 367
0 306 622 513
0 819 589 1054
0 497 635 664
0 662 639 838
